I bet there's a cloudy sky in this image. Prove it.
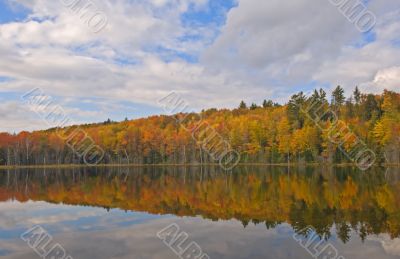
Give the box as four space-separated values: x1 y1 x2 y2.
0 0 399 132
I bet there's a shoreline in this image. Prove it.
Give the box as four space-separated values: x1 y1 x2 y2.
0 162 399 170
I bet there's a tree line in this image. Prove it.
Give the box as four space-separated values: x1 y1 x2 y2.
0 87 399 166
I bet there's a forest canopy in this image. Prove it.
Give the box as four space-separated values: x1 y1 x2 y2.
0 88 399 166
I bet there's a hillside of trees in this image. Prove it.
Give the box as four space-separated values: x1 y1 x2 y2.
0 87 399 166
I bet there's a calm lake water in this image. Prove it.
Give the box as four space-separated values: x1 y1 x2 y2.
0 166 400 259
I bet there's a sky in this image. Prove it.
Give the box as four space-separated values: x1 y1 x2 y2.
0 0 399 133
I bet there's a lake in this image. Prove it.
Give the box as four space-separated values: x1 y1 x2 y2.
0 166 399 259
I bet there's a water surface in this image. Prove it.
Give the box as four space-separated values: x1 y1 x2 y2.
0 166 399 259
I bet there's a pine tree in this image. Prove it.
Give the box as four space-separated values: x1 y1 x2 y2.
239 101 247 109
345 97 354 118
263 100 273 108
362 94 378 120
288 92 306 129
250 103 259 110
332 85 345 115
354 86 361 105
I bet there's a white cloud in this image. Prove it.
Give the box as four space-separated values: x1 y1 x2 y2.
368 234 400 257
0 101 46 132
203 0 400 96
0 200 108 229
204 1 353 68
363 66 400 93
0 0 399 132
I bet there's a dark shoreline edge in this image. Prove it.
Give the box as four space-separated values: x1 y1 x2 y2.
0 163 398 170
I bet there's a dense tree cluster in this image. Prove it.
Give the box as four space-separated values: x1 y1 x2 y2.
0 88 399 166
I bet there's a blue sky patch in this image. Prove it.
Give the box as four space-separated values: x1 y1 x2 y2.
0 76 14 83
0 1 30 24
181 0 237 27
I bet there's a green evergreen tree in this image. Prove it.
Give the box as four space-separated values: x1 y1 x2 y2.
250 103 259 110
354 86 361 105
332 85 345 107
239 101 247 109
263 99 274 108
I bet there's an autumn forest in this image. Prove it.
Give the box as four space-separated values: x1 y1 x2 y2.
0 87 399 166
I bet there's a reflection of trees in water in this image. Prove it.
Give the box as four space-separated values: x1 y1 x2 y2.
0 166 400 244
